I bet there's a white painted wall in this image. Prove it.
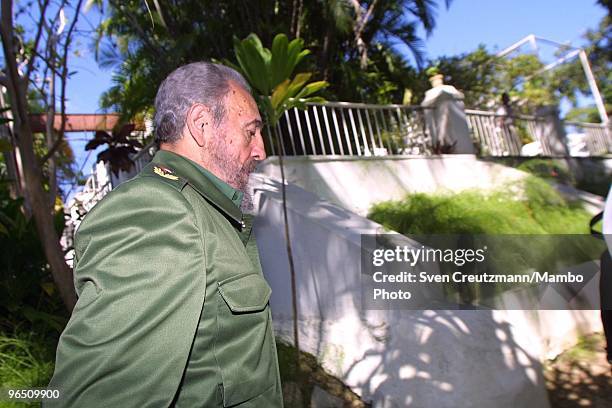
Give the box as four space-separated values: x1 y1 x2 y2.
257 154 604 216
250 166 603 407
257 155 526 218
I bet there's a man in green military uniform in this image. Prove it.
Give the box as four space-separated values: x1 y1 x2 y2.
47 62 283 407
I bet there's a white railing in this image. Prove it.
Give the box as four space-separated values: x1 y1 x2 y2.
564 121 611 156
266 101 433 157
465 109 555 156
464 109 611 157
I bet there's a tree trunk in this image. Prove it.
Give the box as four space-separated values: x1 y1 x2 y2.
350 0 379 69
16 114 77 311
46 64 57 210
1 0 77 311
320 25 334 81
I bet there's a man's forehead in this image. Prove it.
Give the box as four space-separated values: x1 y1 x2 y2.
226 83 261 125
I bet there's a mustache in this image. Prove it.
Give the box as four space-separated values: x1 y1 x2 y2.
241 158 259 174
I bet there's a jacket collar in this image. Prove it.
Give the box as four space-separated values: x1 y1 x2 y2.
150 149 244 227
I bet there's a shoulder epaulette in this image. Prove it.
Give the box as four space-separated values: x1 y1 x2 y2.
138 162 188 191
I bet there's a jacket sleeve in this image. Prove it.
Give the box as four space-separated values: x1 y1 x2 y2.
47 177 206 408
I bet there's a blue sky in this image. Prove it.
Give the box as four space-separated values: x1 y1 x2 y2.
64 0 607 180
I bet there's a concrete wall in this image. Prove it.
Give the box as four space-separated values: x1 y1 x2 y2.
257 154 604 216
251 174 602 408
258 155 526 217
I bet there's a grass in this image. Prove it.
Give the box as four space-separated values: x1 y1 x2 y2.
0 333 367 408
367 176 604 305
555 334 601 364
0 331 55 408
276 340 367 407
367 176 594 235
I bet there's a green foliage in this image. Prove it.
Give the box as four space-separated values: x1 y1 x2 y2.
0 182 68 336
0 182 66 405
428 12 610 117
93 0 450 117
423 46 557 112
563 106 603 123
367 176 593 235
367 177 601 305
84 124 143 176
0 331 55 404
555 15 611 121
517 159 574 185
228 33 328 126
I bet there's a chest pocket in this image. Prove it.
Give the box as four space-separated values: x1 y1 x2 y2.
215 272 276 406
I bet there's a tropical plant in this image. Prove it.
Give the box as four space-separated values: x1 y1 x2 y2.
85 124 143 176
225 32 327 354
90 0 451 120
227 33 328 126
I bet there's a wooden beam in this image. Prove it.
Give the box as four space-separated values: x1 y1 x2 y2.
28 113 146 133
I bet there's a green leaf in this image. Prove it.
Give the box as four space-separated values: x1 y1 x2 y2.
0 222 7 236
294 49 311 68
22 306 67 332
285 38 305 79
270 34 289 88
294 81 328 100
303 96 327 104
234 34 270 95
286 72 312 98
246 33 271 66
271 79 291 110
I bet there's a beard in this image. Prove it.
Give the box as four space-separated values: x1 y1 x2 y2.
202 132 258 212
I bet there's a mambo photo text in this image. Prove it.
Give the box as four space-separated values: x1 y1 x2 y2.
368 245 584 301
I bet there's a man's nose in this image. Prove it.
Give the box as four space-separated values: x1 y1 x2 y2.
252 134 267 161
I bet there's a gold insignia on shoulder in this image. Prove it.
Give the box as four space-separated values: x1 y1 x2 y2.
153 166 179 180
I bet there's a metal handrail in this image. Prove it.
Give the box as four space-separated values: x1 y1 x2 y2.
267 102 433 157
564 121 608 128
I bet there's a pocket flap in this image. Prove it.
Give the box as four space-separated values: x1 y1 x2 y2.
218 273 272 313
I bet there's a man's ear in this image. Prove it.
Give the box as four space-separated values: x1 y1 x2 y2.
185 103 213 147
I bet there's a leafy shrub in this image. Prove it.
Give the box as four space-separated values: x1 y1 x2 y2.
367 176 602 305
0 183 68 336
367 176 592 235
517 159 574 185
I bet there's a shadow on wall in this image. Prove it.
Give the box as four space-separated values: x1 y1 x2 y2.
255 155 528 217
343 309 547 407
252 176 551 407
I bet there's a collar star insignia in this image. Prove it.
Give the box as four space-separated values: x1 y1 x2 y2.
153 165 179 180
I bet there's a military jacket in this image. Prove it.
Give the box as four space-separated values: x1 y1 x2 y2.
46 150 283 407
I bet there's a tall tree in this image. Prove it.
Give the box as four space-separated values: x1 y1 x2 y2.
553 12 610 122
91 0 451 120
1 0 83 310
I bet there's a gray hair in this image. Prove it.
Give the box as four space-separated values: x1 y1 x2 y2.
153 62 251 143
